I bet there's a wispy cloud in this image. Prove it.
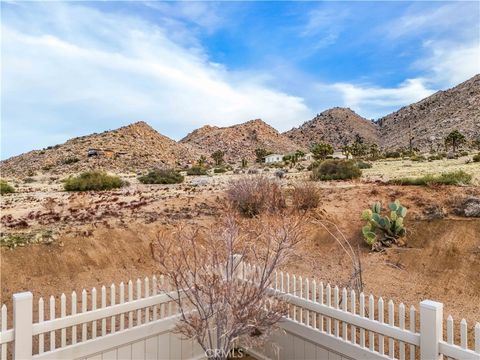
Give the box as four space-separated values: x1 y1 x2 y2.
1 2 311 158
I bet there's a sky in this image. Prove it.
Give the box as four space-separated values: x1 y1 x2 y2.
1 1 479 159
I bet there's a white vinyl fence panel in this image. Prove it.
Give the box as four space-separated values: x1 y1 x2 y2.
1 268 479 360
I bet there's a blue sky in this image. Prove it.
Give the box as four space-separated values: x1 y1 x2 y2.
1 1 479 159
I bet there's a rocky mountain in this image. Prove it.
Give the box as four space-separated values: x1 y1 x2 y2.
0 122 201 178
180 119 303 162
377 75 480 151
284 107 380 149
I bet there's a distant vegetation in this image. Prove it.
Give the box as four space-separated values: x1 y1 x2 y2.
187 166 208 176
64 171 125 191
311 159 362 181
0 180 15 194
473 154 480 162
389 170 472 186
138 169 184 184
311 142 334 160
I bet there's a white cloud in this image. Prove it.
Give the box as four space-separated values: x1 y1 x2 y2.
1 2 311 158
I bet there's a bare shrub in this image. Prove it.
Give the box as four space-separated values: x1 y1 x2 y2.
226 176 286 217
291 181 320 211
153 213 304 360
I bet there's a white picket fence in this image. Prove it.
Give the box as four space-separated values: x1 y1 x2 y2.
0 269 479 360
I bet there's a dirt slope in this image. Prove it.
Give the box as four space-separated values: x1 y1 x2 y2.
180 119 304 162
377 74 480 151
284 107 380 149
0 122 201 178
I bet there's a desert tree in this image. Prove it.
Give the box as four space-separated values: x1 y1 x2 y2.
311 142 334 160
341 145 351 159
197 155 208 167
445 130 466 153
152 212 304 360
211 150 225 166
254 148 270 163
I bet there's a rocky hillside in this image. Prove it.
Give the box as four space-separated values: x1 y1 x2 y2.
377 75 480 151
180 119 303 162
0 122 200 178
284 107 379 149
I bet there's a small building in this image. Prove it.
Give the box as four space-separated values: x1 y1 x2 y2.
87 149 99 157
304 152 314 161
264 154 283 163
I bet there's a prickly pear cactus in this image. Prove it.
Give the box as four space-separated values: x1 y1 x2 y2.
361 200 407 250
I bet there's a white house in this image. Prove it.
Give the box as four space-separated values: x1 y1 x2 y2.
264 154 283 163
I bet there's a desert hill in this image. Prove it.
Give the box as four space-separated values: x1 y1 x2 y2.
377 75 480 151
283 107 380 149
180 119 303 162
0 122 201 178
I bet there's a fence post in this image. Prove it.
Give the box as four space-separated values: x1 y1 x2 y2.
13 292 33 360
420 300 443 360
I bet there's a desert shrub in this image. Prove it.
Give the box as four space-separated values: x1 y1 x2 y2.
307 160 322 171
0 180 15 194
226 176 286 217
428 154 444 161
62 157 80 165
384 151 401 159
23 177 36 183
389 170 472 186
291 182 320 211
64 171 125 191
459 151 469 157
213 167 227 174
473 154 480 162
187 166 207 176
42 165 53 171
362 200 407 251
410 155 426 162
311 160 361 181
356 161 372 169
138 169 184 184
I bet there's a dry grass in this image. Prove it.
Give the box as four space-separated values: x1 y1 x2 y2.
361 156 480 185
291 181 321 211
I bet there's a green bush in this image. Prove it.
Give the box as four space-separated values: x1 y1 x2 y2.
311 160 361 181
384 151 401 159
389 170 472 186
186 166 208 176
307 160 322 171
62 157 80 165
213 167 227 174
64 171 125 191
356 161 372 169
459 151 469 157
138 169 184 184
473 154 480 162
410 155 426 162
0 180 15 194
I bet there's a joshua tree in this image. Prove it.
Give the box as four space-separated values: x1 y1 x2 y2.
152 213 304 360
311 142 334 160
341 145 351 159
197 155 208 167
211 150 225 166
255 148 269 163
445 130 466 153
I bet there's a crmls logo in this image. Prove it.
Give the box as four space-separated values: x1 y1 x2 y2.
205 348 245 358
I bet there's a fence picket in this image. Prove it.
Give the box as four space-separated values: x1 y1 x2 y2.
110 284 116 334
152 276 158 321
92 288 97 339
446 315 453 360
475 322 480 353
299 276 303 324
460 319 467 349
292 275 297 322
81 290 87 342
119 282 125 330
280 272 284 293
350 290 357 345
312 280 317 329
342 288 347 341
38 298 44 354
144 277 150 323
101 286 106 336
409 306 415 360
368 294 375 351
136 279 142 325
379 297 384 355
305 278 310 327
326 284 331 335
159 276 165 319
49 296 55 351
334 286 339 337
60 294 66 347
71 292 77 345
399 303 405 360
319 282 324 332
360 292 365 348
128 280 133 328
388 300 395 358
0 305 5 360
